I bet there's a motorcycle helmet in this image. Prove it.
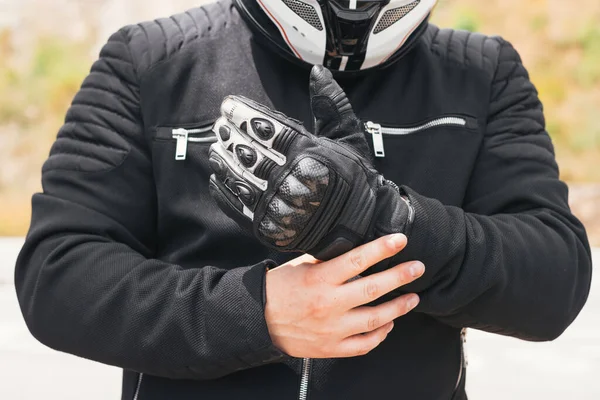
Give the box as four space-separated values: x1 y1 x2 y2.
234 0 438 72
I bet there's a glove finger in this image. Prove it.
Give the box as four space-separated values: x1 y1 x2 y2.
213 117 282 180
309 65 372 161
220 96 303 161
209 143 266 218
209 174 254 231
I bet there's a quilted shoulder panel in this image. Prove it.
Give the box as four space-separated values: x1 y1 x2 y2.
44 30 140 173
422 25 549 148
423 24 503 78
121 0 239 77
487 38 547 140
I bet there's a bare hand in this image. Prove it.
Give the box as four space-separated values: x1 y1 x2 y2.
265 234 424 358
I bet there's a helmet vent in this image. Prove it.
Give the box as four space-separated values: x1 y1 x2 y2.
282 0 324 31
373 1 420 34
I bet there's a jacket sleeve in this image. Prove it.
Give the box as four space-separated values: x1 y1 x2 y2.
398 39 592 341
14 28 284 380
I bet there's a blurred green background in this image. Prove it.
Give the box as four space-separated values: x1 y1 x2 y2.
0 0 599 241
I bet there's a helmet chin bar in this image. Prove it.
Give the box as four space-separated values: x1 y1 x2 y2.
320 1 389 71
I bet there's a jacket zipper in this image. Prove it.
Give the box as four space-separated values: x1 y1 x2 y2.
172 126 217 161
454 328 468 393
132 373 143 400
365 116 468 158
298 357 312 400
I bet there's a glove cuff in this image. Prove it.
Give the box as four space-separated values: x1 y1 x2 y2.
369 179 415 239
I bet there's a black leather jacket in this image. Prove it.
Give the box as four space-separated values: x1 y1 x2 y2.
15 1 592 399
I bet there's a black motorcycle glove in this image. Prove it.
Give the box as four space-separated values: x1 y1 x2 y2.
208 65 414 261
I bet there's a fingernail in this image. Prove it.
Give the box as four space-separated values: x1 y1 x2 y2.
387 322 394 333
388 234 406 249
407 295 420 310
409 262 425 278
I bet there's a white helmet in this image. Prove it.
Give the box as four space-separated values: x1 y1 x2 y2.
235 0 438 72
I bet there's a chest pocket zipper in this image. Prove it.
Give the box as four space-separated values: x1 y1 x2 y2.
154 123 218 161
365 116 473 158
172 126 218 161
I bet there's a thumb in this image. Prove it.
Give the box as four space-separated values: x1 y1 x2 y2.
309 65 357 139
309 65 372 161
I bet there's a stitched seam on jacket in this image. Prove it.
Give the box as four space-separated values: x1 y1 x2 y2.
185 11 201 35
484 38 509 136
71 100 135 125
45 151 116 172
80 86 138 109
65 119 131 139
57 129 129 155
98 29 143 144
155 19 170 57
491 61 521 103
463 31 473 66
169 15 186 42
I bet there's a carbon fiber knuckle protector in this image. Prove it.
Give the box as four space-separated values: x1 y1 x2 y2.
257 157 330 248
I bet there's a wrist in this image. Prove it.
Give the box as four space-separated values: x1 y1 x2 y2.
263 268 284 351
370 180 414 238
399 188 416 237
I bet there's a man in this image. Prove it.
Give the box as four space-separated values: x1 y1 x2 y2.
15 1 592 399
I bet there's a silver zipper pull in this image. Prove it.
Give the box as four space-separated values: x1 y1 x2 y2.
365 121 385 158
172 128 189 161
